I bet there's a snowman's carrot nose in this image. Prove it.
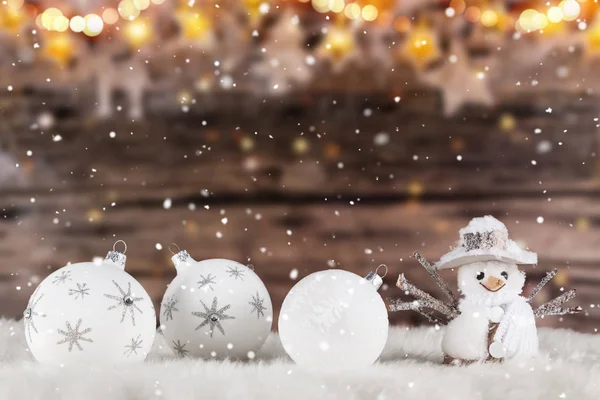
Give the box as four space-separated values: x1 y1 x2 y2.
484 276 505 291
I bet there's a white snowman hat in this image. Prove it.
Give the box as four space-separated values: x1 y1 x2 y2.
435 215 537 270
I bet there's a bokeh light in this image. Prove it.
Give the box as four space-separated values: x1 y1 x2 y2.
362 5 378 21
83 14 103 37
119 0 141 21
480 10 498 27
344 3 361 19
6 0 24 10
560 0 580 21
547 6 563 23
41 8 62 31
464 6 481 23
102 8 120 25
123 18 152 48
69 15 85 32
133 0 151 11
394 16 411 32
51 15 69 32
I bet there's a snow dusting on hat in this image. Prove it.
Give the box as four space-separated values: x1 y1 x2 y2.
435 216 537 270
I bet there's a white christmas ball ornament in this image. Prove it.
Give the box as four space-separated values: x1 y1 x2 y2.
160 250 273 358
278 268 389 369
24 241 156 365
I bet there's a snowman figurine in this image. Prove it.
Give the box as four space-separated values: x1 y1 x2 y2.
389 215 581 365
438 216 538 364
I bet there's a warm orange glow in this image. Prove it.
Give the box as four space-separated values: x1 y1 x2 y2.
480 10 498 27
449 0 466 14
464 6 481 23
43 33 74 65
320 26 354 61
0 5 26 32
175 8 212 40
394 16 411 32
585 19 600 53
123 18 152 48
401 25 440 68
102 8 120 25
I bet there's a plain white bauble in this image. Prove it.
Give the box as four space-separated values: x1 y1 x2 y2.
24 253 156 366
160 254 273 359
278 269 389 369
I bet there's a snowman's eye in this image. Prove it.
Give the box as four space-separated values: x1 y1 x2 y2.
476 272 485 280
501 271 508 280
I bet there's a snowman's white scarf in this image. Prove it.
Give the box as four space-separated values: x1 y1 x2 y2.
493 296 538 358
460 292 538 358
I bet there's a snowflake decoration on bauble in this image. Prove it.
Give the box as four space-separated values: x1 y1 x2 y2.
192 297 235 337
56 319 93 352
104 280 144 326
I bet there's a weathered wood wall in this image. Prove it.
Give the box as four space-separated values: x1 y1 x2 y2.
0 86 598 332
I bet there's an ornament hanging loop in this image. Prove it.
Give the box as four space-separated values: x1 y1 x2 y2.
113 240 127 254
246 263 255 271
365 264 387 291
375 264 388 279
169 243 181 255
106 240 127 270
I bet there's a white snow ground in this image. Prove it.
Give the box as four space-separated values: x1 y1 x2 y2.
0 318 598 399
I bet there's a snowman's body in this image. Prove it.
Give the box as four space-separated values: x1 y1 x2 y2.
443 300 491 361
442 261 538 362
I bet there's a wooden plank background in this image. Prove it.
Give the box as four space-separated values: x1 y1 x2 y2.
0 83 598 333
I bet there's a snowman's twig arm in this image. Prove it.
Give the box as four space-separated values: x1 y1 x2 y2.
534 289 580 317
387 299 450 325
414 252 459 307
535 306 583 318
528 269 558 301
395 274 460 319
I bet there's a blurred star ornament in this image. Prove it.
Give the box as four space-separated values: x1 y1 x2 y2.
317 21 357 73
420 41 494 116
400 23 441 70
160 249 273 359
252 10 313 94
278 267 389 369
24 241 156 365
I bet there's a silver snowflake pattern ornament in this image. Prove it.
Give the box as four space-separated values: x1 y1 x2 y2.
68 283 90 300
226 266 245 281
192 297 235 337
197 273 217 291
24 291 45 342
124 335 143 357
172 340 189 357
56 319 93 352
249 292 267 319
52 270 72 285
162 296 179 321
104 280 144 326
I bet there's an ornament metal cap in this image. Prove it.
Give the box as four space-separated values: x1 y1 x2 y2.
364 264 387 291
104 240 127 270
170 244 194 273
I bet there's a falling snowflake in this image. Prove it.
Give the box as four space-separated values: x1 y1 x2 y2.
172 340 189 357
192 297 235 337
104 280 144 326
56 319 93 352
68 283 90 300
226 266 245 281
24 291 45 342
197 273 217 291
124 335 143 357
52 270 72 285
162 296 179 321
249 292 267 319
